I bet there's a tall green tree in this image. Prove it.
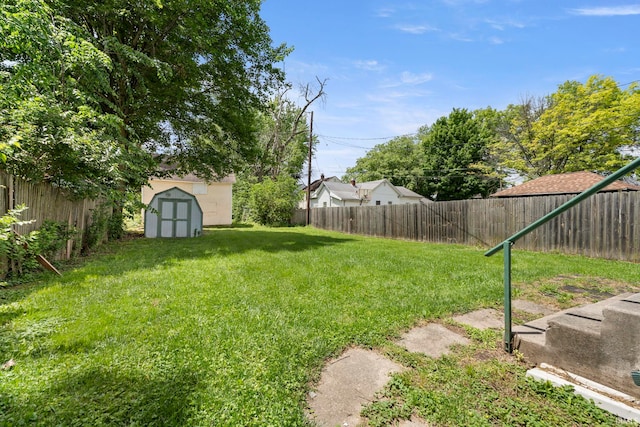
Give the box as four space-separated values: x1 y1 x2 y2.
233 79 326 223
1 0 288 198
344 132 428 196
421 108 502 201
494 75 640 178
250 78 326 181
0 0 125 197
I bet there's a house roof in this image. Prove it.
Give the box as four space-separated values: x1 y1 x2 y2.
396 186 423 198
318 181 360 201
491 171 640 198
313 179 430 202
358 179 387 190
305 175 340 192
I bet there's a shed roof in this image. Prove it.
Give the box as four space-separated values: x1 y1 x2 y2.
491 171 640 198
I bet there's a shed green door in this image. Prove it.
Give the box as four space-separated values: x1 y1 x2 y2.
158 198 192 237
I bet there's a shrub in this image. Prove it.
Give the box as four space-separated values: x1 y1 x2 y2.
247 175 301 226
84 204 111 251
0 207 74 278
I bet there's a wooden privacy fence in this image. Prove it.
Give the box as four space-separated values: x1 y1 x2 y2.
294 191 640 262
0 172 103 259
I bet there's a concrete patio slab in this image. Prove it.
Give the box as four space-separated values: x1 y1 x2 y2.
307 348 405 427
513 299 555 316
398 323 470 357
453 308 504 330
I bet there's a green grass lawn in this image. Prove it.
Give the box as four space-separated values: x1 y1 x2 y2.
0 226 638 426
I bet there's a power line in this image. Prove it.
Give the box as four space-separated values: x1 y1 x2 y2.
317 133 416 141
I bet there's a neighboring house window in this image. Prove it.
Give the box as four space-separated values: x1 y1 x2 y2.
388 201 392 205
323 202 327 207
376 200 381 205
192 183 207 195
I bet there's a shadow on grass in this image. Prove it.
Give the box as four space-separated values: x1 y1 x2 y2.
61 228 356 279
0 281 52 327
0 365 201 425
1 228 356 324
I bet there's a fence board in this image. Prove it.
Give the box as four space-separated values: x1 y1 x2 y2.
1 172 103 259
293 191 640 262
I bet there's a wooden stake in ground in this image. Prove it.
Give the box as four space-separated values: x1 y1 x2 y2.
13 230 62 276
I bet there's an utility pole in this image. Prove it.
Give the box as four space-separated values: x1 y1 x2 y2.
306 111 314 226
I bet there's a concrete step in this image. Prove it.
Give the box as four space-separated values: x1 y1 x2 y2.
515 292 640 398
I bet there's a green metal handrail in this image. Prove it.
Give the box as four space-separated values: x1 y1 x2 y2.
485 156 640 352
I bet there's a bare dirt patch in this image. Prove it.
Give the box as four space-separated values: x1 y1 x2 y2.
516 275 639 309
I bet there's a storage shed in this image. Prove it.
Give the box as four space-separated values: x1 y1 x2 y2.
145 187 203 238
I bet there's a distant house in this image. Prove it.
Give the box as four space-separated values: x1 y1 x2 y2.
490 171 640 198
142 172 235 226
304 178 430 208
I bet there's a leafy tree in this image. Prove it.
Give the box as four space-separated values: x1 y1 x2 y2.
248 175 301 226
491 95 551 179
1 0 288 204
0 0 124 197
250 78 326 181
421 108 502 201
494 75 640 178
344 133 428 196
234 78 326 223
61 0 288 182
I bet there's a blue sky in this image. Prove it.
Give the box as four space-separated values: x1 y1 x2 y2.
260 1 640 180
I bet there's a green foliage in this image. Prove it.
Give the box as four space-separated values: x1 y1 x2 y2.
0 0 126 198
83 204 112 251
232 176 255 223
0 206 34 277
247 175 301 226
251 90 314 181
344 134 429 197
421 108 503 201
32 221 76 259
1 0 288 199
0 207 73 278
494 75 640 178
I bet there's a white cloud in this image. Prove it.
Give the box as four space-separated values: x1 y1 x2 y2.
353 60 385 72
380 71 434 88
376 7 395 18
489 36 504 45
570 5 640 16
400 71 434 85
395 24 438 34
278 59 331 84
485 18 526 31
449 33 474 42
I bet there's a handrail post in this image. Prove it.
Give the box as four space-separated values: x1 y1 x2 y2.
503 240 513 352
485 157 640 353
